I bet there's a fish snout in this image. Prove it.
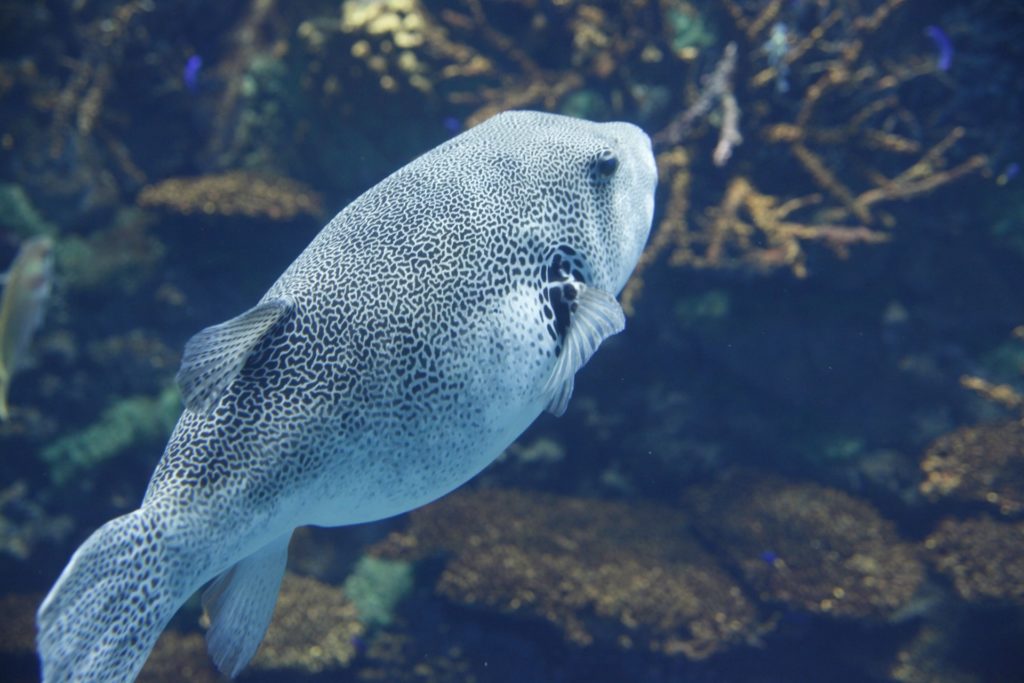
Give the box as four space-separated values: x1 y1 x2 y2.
603 122 658 293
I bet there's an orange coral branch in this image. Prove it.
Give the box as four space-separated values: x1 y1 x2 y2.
137 171 323 221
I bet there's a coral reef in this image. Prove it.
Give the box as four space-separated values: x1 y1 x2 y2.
85 331 179 380
248 571 365 674
139 631 219 683
56 208 165 294
919 419 1024 516
39 384 180 484
888 622 982 683
318 0 678 127
924 516 1024 606
0 1 1020 681
685 470 924 619
137 171 323 221
0 481 72 560
625 0 987 308
372 487 763 659
1 0 165 221
356 633 477 683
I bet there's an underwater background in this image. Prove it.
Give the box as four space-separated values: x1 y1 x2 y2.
1 0 1023 681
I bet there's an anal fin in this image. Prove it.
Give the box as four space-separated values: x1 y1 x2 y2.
543 284 625 417
176 297 292 414
202 531 292 678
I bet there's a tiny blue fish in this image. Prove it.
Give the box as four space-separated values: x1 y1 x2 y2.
183 55 203 92
997 161 1020 186
924 26 953 72
760 550 778 565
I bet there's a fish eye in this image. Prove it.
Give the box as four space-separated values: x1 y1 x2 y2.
590 150 619 182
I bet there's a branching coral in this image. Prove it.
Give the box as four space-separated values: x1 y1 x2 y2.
919 418 1024 516
959 324 1024 411
321 0 667 126
924 516 1024 606
2 0 159 214
372 487 763 660
628 0 987 306
959 374 1024 412
290 0 988 311
685 470 924 619
137 171 323 221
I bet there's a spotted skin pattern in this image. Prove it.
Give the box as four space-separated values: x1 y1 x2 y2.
36 111 657 682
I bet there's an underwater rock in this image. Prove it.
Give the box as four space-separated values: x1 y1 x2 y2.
372 488 762 660
924 516 1024 606
137 171 323 221
139 631 218 683
247 572 365 674
919 419 1024 516
686 470 924 619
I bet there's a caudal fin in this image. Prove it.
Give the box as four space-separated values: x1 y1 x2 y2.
36 507 196 683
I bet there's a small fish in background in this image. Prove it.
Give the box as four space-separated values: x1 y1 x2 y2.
924 25 954 72
183 54 203 92
997 161 1019 186
0 236 55 420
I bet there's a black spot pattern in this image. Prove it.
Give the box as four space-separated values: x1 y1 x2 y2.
36 111 657 683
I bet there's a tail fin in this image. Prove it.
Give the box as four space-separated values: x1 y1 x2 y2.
37 507 197 683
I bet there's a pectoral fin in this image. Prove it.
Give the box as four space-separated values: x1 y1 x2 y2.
542 285 625 417
176 298 292 414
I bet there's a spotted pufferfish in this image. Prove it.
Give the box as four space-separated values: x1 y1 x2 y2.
37 110 657 682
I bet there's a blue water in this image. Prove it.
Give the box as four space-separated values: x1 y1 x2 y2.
1 1 1023 681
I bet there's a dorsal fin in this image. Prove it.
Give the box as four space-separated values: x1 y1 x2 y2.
176 298 292 414
542 284 624 417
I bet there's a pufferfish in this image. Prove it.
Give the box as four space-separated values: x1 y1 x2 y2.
36 110 657 682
